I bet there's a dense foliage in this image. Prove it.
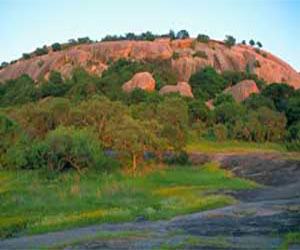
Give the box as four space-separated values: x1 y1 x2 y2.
1 58 300 175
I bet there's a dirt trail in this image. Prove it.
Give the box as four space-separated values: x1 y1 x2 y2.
1 152 300 250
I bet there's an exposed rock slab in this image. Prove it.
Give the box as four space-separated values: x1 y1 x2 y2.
225 79 260 102
1 40 300 89
159 82 194 97
122 72 156 92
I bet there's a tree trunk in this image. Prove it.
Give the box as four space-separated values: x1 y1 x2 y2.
132 153 137 176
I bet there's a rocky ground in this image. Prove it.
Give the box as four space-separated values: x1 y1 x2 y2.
0 152 300 250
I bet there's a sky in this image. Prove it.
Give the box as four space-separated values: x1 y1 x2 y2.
0 0 299 70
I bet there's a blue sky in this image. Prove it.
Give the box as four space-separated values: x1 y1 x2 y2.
1 0 299 70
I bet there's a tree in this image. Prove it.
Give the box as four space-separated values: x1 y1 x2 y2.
51 43 62 52
189 66 226 100
243 93 275 110
197 34 210 43
188 99 209 123
169 30 176 40
35 46 48 56
176 30 190 39
213 124 228 141
108 115 164 174
256 41 263 48
262 83 295 112
286 95 300 125
241 40 246 45
77 37 92 44
157 97 189 152
1 62 9 68
249 39 255 46
213 93 236 107
0 74 37 107
224 35 236 48
22 53 31 60
214 102 246 125
68 39 77 45
11 127 114 172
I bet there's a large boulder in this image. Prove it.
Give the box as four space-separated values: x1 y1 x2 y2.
122 72 156 93
159 82 194 98
225 80 259 102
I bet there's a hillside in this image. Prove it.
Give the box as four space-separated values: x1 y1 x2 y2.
1 38 300 89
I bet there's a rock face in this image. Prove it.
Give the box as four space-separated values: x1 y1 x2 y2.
159 82 194 97
1 39 300 89
225 80 260 102
122 72 156 93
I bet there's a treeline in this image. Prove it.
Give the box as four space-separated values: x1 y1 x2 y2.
1 59 299 175
0 29 264 69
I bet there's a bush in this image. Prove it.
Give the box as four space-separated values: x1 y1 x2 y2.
189 66 226 100
243 93 275 110
249 40 255 46
9 127 116 172
213 93 235 107
176 30 190 39
224 35 236 48
213 124 228 141
164 151 190 165
0 74 37 106
51 43 62 52
172 52 180 60
188 99 209 123
35 46 48 56
197 34 210 43
193 51 208 59
22 53 31 60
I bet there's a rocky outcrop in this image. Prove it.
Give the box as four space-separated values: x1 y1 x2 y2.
122 72 156 93
225 80 260 102
1 39 300 89
159 82 193 97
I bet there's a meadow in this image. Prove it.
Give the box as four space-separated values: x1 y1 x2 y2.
0 162 257 238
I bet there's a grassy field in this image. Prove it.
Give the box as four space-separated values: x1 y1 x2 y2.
186 140 286 154
0 162 257 238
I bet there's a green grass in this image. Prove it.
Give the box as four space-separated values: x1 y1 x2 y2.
279 232 300 250
186 140 286 154
0 162 257 238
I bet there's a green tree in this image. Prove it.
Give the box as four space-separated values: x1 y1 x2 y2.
51 43 62 52
22 53 31 60
0 75 37 107
176 30 190 39
224 35 236 48
35 46 48 56
243 93 275 110
262 83 295 112
286 94 300 125
189 66 226 100
256 41 263 48
249 40 255 46
188 99 209 123
157 97 189 152
197 34 210 43
213 93 235 107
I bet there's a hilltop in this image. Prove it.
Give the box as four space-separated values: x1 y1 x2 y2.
1 38 300 89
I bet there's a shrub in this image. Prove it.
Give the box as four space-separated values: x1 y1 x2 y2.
0 74 37 106
213 93 235 107
10 127 116 172
256 41 263 48
172 52 180 60
176 30 190 39
224 35 236 48
35 46 48 56
213 124 228 141
51 43 62 51
241 40 246 45
22 53 31 60
189 66 226 100
77 37 92 44
193 51 208 59
188 99 209 123
164 151 190 165
243 93 275 110
254 60 261 68
197 34 210 43
249 39 255 46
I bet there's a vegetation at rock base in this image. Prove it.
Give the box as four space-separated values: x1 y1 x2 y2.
0 43 300 240
0 162 256 238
